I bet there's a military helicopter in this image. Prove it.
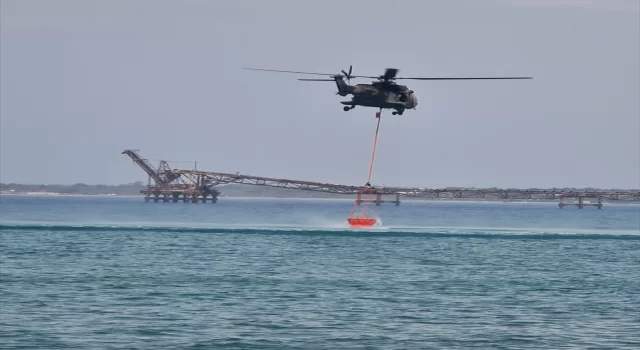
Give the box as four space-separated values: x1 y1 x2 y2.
243 66 532 115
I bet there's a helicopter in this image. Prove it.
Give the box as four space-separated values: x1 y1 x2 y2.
243 66 532 115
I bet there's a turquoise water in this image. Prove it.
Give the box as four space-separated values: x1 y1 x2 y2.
1 195 639 349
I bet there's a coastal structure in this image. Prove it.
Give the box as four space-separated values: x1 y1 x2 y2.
121 149 220 203
122 150 640 208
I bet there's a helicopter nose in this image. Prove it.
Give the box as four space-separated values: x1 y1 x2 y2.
410 93 418 108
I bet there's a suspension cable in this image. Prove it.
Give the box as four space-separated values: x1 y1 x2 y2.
366 113 382 184
349 111 383 220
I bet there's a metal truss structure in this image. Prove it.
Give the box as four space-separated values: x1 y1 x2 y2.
123 150 640 207
172 168 640 207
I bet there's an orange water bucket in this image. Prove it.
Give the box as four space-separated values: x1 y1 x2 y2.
347 217 377 228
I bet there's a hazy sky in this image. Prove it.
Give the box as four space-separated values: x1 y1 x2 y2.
1 0 639 189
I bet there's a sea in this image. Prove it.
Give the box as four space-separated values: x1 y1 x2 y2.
1 194 639 349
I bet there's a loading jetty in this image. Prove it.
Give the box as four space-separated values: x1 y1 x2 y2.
122 149 640 209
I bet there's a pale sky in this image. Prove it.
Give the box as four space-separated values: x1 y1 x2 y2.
1 0 639 189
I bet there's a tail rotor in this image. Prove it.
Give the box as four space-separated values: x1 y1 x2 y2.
341 65 353 84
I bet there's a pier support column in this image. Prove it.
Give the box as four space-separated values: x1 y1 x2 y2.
578 196 584 209
395 193 400 206
597 197 603 209
376 193 382 206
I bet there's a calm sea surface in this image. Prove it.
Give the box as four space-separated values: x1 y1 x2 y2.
1 195 639 349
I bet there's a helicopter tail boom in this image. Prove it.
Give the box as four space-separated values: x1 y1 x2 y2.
299 75 354 96
334 76 354 96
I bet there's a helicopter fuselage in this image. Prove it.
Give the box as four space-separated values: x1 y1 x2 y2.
335 77 418 115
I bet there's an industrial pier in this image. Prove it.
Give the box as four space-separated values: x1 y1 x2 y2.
122 149 220 203
122 149 640 208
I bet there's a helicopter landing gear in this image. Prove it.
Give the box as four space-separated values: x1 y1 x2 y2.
343 105 355 111
392 109 404 115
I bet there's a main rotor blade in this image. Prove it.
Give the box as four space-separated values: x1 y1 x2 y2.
243 67 335 77
383 68 399 80
298 78 335 81
243 67 378 79
395 77 533 80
